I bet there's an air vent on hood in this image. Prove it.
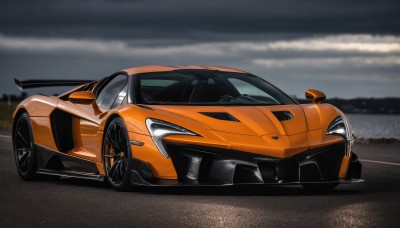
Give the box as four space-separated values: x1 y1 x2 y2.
272 111 293 121
199 112 239 122
136 104 154 110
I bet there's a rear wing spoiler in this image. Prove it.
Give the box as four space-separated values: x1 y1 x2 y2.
14 79 95 90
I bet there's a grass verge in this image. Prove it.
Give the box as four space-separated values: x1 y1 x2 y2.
0 102 17 132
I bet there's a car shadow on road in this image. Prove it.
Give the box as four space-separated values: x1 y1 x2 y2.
50 177 365 196
133 185 364 197
47 177 110 189
50 171 400 197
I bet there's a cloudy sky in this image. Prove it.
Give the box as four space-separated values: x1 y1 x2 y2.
1 0 399 98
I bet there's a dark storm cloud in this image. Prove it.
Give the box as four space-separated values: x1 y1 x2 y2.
1 33 399 98
0 0 399 98
1 0 399 40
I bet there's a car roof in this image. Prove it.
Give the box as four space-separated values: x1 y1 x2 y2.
122 65 248 75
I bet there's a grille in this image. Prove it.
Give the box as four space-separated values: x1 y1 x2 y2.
165 142 346 185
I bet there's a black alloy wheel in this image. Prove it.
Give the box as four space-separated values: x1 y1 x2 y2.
103 117 132 191
13 113 37 180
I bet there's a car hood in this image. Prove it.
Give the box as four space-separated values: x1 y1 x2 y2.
151 105 308 136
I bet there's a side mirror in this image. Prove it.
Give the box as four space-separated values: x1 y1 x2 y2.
68 91 102 115
305 89 326 103
69 91 96 104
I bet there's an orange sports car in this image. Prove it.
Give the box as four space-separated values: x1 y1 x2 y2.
12 65 362 191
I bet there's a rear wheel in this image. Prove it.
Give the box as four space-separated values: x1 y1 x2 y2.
13 113 37 180
103 117 131 191
302 182 339 191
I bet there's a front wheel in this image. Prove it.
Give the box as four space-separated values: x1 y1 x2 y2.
103 117 132 191
13 113 37 180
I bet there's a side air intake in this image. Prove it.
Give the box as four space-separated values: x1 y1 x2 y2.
272 111 293 121
50 109 74 153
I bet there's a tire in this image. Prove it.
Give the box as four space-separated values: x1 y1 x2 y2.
102 117 132 191
302 182 339 192
13 112 37 180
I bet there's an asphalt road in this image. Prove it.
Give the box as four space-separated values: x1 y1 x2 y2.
0 134 399 228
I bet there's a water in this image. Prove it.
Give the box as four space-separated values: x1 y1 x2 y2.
347 114 400 139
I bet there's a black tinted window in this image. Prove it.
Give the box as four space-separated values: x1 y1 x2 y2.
111 84 128 108
136 71 295 106
97 75 127 109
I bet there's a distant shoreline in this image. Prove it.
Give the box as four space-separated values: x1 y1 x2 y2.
298 98 400 114
347 113 400 115
355 137 400 144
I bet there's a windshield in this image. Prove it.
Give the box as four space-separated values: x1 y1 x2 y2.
135 70 296 106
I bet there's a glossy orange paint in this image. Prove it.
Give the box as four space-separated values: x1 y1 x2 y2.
305 89 326 103
122 65 247 75
12 65 353 181
68 91 96 104
339 153 351 178
30 117 59 151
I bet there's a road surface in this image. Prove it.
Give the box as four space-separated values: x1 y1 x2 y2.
0 134 399 227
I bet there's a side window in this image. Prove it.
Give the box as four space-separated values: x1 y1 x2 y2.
97 75 127 109
111 84 128 108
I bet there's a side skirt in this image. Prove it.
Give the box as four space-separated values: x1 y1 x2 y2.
35 144 104 181
37 169 104 181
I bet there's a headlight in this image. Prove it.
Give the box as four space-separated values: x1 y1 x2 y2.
146 118 199 158
327 114 354 157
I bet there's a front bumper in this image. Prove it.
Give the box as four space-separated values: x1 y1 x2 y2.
129 142 363 186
